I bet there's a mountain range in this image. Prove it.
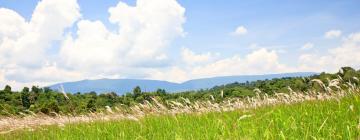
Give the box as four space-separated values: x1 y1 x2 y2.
49 72 317 95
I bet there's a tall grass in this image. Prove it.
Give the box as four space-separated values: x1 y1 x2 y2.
1 93 359 139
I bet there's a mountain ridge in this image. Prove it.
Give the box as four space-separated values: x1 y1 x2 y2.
49 72 317 94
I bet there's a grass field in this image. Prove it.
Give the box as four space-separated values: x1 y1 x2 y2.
1 93 359 140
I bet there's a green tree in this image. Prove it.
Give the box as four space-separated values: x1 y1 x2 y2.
43 87 52 93
21 87 31 109
0 85 10 101
31 86 41 93
133 86 142 98
4 85 11 93
86 99 96 112
156 89 166 96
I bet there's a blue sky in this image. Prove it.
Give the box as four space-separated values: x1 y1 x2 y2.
0 0 360 89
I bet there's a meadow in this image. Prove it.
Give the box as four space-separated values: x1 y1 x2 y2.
1 91 359 139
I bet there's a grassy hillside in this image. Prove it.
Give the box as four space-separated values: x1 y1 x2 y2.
2 93 359 140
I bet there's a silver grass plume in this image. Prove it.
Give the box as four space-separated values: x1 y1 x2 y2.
60 85 69 100
105 106 114 114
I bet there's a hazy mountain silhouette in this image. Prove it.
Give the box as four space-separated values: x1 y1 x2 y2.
49 72 316 94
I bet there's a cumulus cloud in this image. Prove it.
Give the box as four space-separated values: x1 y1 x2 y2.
180 47 218 66
233 26 248 36
324 30 342 39
299 32 360 72
150 48 293 83
0 68 55 90
0 0 186 90
60 0 186 72
191 48 290 78
0 8 26 44
0 0 81 61
4 64 83 83
0 0 81 89
301 42 314 50
0 0 81 67
149 67 190 83
59 20 117 72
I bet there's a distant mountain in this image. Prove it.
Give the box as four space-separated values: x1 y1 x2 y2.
49 72 317 95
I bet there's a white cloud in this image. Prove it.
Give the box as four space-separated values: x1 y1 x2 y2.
0 8 26 44
0 69 53 90
233 26 248 36
299 32 360 72
0 0 81 89
59 20 117 72
149 67 190 83
108 0 185 64
301 42 314 50
60 0 185 71
0 0 81 66
150 48 293 83
180 47 218 66
324 30 342 39
0 0 186 90
3 64 83 83
191 48 291 78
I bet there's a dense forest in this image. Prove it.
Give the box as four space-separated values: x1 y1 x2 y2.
0 67 359 116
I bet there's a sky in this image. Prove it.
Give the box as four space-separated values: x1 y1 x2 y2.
0 0 360 90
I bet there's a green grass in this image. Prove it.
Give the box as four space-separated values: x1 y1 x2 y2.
2 94 360 140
